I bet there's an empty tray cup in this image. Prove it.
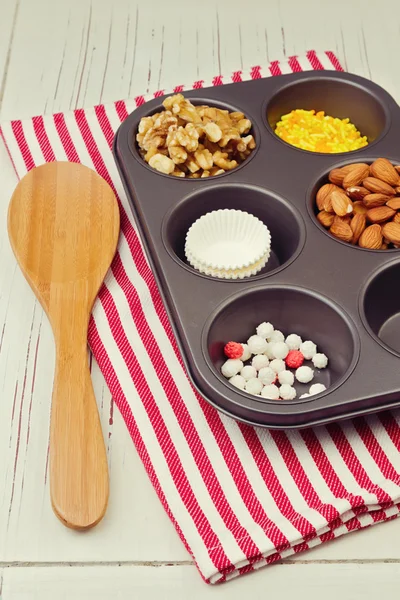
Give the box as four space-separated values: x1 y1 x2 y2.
204 285 359 399
361 260 400 357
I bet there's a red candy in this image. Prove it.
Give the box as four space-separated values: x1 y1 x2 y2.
285 350 304 369
224 341 243 359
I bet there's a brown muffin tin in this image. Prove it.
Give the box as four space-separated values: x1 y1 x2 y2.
113 70 400 429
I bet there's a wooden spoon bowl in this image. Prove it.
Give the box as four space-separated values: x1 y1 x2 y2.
8 162 120 530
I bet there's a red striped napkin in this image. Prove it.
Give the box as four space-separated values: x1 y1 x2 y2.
3 50 400 584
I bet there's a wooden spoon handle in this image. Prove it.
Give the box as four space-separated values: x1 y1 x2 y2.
50 306 109 530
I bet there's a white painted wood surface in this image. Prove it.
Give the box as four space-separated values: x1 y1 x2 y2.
1 0 400 597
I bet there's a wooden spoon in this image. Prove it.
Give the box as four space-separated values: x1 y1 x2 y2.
8 162 120 530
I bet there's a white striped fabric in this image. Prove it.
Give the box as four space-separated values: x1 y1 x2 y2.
2 50 400 585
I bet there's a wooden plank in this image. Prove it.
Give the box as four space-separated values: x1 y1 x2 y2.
0 0 18 109
2 563 400 599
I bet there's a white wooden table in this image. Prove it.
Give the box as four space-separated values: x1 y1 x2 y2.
1 0 400 597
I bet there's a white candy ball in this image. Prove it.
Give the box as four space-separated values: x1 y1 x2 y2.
300 393 310 399
252 355 269 371
269 330 285 343
295 365 314 383
240 365 257 380
271 341 289 360
264 342 276 360
285 333 302 350
258 367 276 385
229 375 246 390
221 359 243 378
247 335 268 355
309 383 327 396
270 358 286 374
279 384 297 400
278 370 295 386
245 377 263 395
300 340 317 360
261 384 280 399
312 353 328 369
240 343 252 361
256 322 274 339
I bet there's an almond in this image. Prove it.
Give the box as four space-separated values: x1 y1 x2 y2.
359 224 382 249
395 187 400 194
342 164 370 188
350 213 366 244
386 198 400 210
393 213 400 224
316 183 341 211
395 166 400 174
341 162 369 174
328 168 346 186
317 210 335 228
381 243 389 250
363 193 392 208
382 221 400 244
329 218 353 243
331 190 353 216
346 186 369 201
366 206 396 224
363 177 396 196
353 201 368 215
370 158 399 186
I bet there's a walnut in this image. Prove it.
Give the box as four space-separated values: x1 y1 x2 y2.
162 94 202 124
148 153 175 174
209 167 225 176
201 170 210 178
204 122 222 143
171 169 185 177
229 111 245 122
185 154 201 173
236 134 256 153
174 123 199 152
168 146 188 164
188 172 201 178
213 151 238 170
138 111 178 151
194 147 213 170
237 118 252 134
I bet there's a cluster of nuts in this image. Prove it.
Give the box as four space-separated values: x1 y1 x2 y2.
136 94 256 178
316 158 400 249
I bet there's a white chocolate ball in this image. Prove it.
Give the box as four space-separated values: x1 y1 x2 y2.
258 367 276 385
271 341 289 360
247 335 268 355
309 383 327 395
245 377 263 395
256 322 274 339
252 354 269 371
269 330 285 343
295 365 314 383
300 340 317 360
285 333 302 350
240 365 257 380
261 384 280 399
312 353 328 369
229 375 246 390
279 384 297 400
270 358 286 374
221 359 243 378
264 342 276 360
278 370 295 386
240 343 252 361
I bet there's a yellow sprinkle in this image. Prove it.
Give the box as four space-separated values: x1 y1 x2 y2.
274 109 368 153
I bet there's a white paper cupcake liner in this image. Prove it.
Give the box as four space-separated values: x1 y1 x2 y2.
187 248 271 279
185 209 271 271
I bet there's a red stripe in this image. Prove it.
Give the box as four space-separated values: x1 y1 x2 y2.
269 60 282 76
327 423 393 505
32 116 56 162
135 95 146 106
193 80 204 89
232 71 242 83
353 417 400 482
377 412 400 453
99 282 243 571
53 113 80 163
306 50 324 71
115 100 129 122
174 85 184 93
212 75 223 86
154 90 164 97
288 56 303 72
325 50 344 71
250 66 262 79
11 121 35 171
88 318 213 583
271 430 344 530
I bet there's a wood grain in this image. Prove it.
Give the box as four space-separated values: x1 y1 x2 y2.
2 0 400 595
7 162 119 529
